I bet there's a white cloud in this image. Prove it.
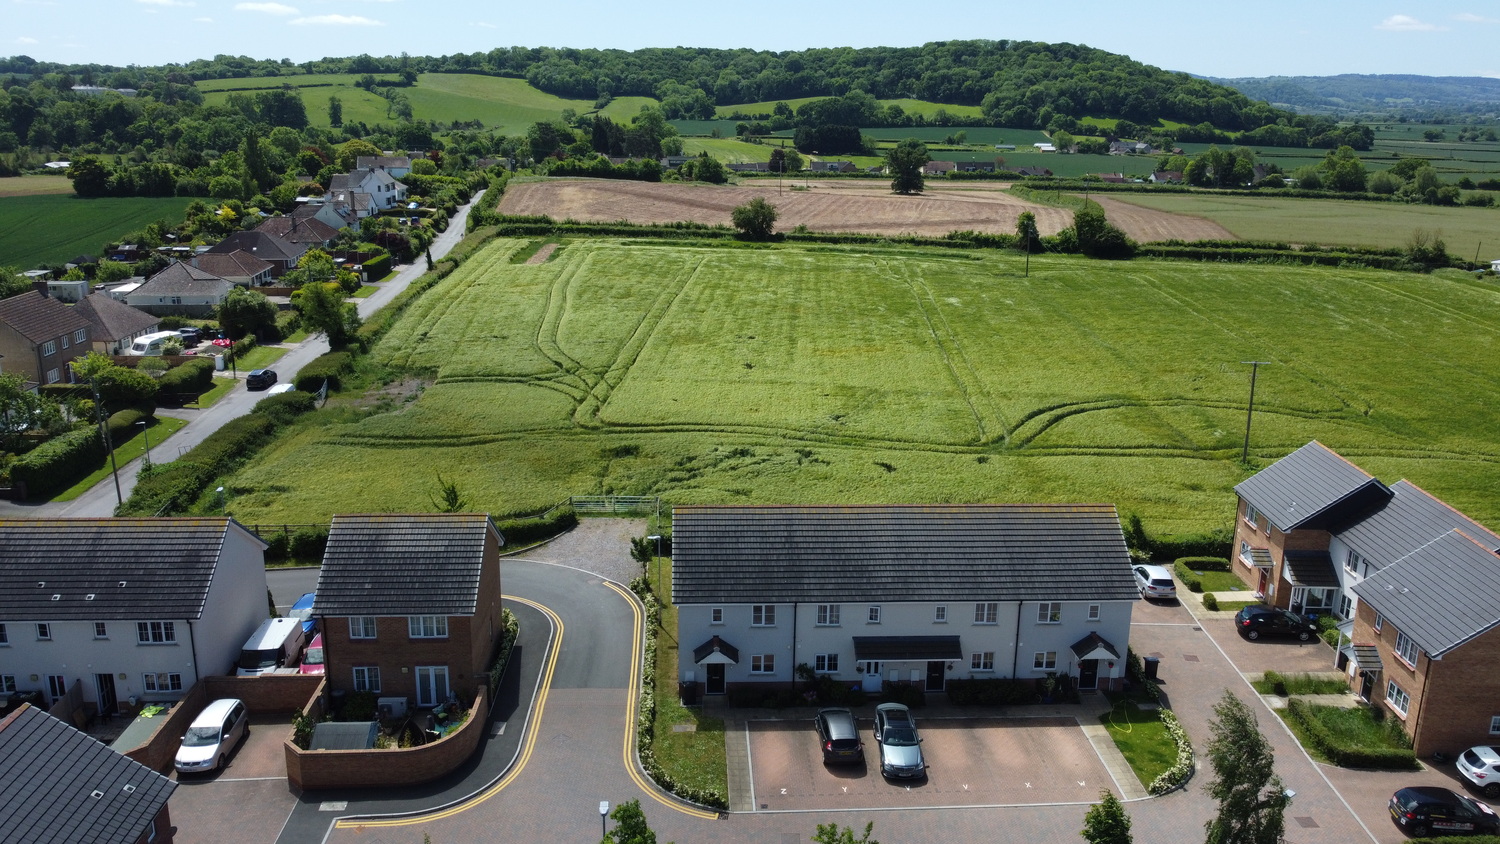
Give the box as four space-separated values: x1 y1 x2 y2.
289 14 383 25
235 1 298 14
1375 14 1445 31
475 21 496 28
137 0 196 6
193 15 212 22
15 36 38 44
1455 12 1500 24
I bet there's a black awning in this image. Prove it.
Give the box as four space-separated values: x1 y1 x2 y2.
693 635 739 665
1071 631 1120 660
852 636 962 661
1285 550 1339 587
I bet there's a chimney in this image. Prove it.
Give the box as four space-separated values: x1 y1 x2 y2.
32 280 48 298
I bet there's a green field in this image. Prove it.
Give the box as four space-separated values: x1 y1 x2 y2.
0 174 77 198
0 194 193 268
221 237 1500 534
681 138 777 163
1106 192 1500 257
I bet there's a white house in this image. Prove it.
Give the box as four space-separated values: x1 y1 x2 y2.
125 262 235 317
672 505 1137 697
329 167 407 211
0 518 269 715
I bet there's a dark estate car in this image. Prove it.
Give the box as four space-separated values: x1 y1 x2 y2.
873 702 925 780
246 369 278 390
1234 605 1319 641
1389 786 1500 837
814 707 864 765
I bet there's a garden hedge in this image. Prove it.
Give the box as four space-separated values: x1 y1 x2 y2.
495 508 579 547
12 427 104 499
945 677 1038 706
1286 698 1419 769
292 350 353 393
156 358 215 397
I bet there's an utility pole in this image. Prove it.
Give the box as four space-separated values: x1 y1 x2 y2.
1241 361 1269 462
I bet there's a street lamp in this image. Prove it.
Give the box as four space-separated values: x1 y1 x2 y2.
216 485 226 515
599 801 610 840
135 419 152 467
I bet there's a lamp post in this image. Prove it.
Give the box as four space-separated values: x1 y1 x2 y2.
216 485 226 515
135 419 153 467
599 801 610 840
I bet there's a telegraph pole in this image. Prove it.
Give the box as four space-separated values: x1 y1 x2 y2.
1241 361 1269 462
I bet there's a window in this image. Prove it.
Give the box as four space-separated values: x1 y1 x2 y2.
1033 651 1058 671
1088 604 1101 622
36 623 51 641
74 328 86 344
1345 550 1365 575
751 605 776 626
1395 631 1420 666
94 622 108 639
1244 503 1262 528
970 652 995 671
1386 680 1411 716
60 334 69 349
1239 540 1253 564
136 621 175 644
866 606 881 624
408 616 449 638
45 368 60 384
0 623 7 645
710 608 724 625
142 672 182 693
41 340 56 356
352 666 381 692
974 602 999 624
1037 602 1061 624
0 675 14 693
750 654 775 674
816 604 840 626
1490 716 1500 736
933 605 948 623
349 617 377 639
1339 594 1354 619
814 653 839 673
1374 612 1384 633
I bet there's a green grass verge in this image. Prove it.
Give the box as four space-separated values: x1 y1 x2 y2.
0 194 194 268
233 346 289 372
49 416 189 502
184 376 237 409
1251 672 1349 696
1215 600 1261 613
1192 570 1252 592
1099 701 1174 788
351 285 379 298
648 557 728 799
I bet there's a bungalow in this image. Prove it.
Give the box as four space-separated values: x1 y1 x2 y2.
673 505 1137 698
255 216 340 252
0 517 269 716
1013 166 1053 178
810 161 857 173
1231 441 1500 754
0 704 176 844
1149 171 1183 184
1034 143 1056 152
205 231 307 277
727 162 770 173
72 292 161 356
922 160 957 175
1094 173 1128 184
125 262 234 318
956 161 997 173
189 250 274 288
0 288 92 385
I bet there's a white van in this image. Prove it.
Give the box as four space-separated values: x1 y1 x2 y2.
235 617 307 676
127 330 182 356
174 697 249 773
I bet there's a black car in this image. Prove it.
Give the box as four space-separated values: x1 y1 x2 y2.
814 707 863 765
1390 786 1500 837
1234 605 1318 641
246 369 278 390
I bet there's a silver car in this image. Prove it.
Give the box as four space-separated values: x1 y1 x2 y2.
1133 564 1177 600
175 697 249 774
873 702 925 779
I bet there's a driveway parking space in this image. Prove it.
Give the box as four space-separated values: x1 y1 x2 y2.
1198 617 1338 676
1133 596 1195 623
1320 759 1495 844
746 715 1114 811
169 713 297 844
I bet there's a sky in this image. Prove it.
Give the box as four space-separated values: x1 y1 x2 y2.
7 0 1500 80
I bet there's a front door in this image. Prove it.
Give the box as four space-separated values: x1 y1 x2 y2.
1359 670 1375 701
415 666 450 708
94 673 117 717
1078 659 1099 690
925 661 946 692
46 674 66 704
705 664 726 695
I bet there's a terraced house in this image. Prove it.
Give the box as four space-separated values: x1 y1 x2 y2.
1232 441 1500 754
672 504 1137 698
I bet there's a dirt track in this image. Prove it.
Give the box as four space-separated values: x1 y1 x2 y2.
497 179 1234 243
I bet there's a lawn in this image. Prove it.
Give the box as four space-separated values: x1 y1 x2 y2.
1190 569 1251 593
231 346 289 374
184 375 237 409
648 556 727 799
1105 192 1500 257
1251 672 1349 696
220 237 1500 533
1277 703 1413 767
0 194 194 269
0 174 76 197
50 416 189 502
1099 701 1174 788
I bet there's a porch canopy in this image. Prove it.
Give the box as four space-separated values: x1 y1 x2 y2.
1284 550 1339 587
693 635 739 665
1071 631 1120 662
853 636 962 662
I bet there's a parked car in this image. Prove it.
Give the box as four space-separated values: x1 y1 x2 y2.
1389 786 1499 837
299 632 325 675
1458 746 1500 798
288 591 317 635
174 698 249 774
873 702 925 779
246 369 277 390
176 327 202 344
814 707 864 765
1234 605 1318 641
1133 564 1177 600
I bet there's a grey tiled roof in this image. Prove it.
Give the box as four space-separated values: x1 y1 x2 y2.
1353 529 1500 657
208 231 304 265
852 636 963 661
1071 631 1120 659
1337 480 1500 571
671 505 1136 605
0 518 249 620
1351 644 1382 670
1234 441 1389 532
313 514 501 616
134 262 232 298
0 704 175 844
70 293 158 343
1284 551 1339 587
0 290 92 344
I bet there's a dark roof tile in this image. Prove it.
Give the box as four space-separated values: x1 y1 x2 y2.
313 514 502 616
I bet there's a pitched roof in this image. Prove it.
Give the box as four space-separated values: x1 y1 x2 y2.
1353 529 1500 657
0 290 92 344
70 293 158 343
1336 480 1500 569
207 231 304 264
1234 441 1390 532
356 155 412 170
133 262 233 298
0 705 175 844
254 216 340 245
0 517 258 620
190 250 274 280
314 514 502 616
671 504 1136 605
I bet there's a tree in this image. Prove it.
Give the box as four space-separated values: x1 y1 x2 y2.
731 197 779 240
630 536 655 569
327 95 343 128
429 473 469 512
217 286 278 340
69 156 111 197
409 157 438 176
96 259 133 284
1204 691 1289 844
604 799 665 844
1015 211 1041 252
1053 130 1074 153
293 281 361 348
1081 791 1132 844
887 137 930 195
335 138 382 171
813 822 878 844
1072 204 1134 259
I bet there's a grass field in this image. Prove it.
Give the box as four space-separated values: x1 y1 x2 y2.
219 236 1500 534
681 138 777 163
1105 192 1500 257
0 174 76 197
0 194 193 269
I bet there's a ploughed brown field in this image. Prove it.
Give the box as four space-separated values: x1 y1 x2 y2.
496 178 1235 242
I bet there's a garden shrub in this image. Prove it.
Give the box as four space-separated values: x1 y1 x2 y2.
881 681 926 709
292 350 353 392
1202 593 1219 611
1150 528 1232 561
106 408 151 444
11 427 104 499
156 358 216 398
1148 710 1195 794
495 508 578 547
1286 698 1418 769
1173 561 1204 592
288 524 328 561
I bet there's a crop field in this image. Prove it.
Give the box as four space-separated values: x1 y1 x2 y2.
1102 192 1500 257
225 237 1500 534
0 175 77 197
0 194 193 268
681 138 777 163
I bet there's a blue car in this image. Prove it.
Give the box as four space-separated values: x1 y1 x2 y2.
288 592 317 635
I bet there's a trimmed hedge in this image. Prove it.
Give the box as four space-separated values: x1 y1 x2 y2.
253 390 316 425
1285 698 1419 769
495 508 578 547
106 408 152 444
12 427 105 499
292 350 353 393
157 358 215 397
1202 593 1220 611
1176 556 1230 571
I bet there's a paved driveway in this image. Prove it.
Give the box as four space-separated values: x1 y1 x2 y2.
169 714 298 844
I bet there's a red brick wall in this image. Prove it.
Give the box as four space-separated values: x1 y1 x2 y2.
1412 627 1500 756
122 684 209 773
204 674 324 713
324 615 482 701
1229 499 1333 609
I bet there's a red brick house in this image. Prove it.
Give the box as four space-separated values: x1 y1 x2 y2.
0 288 92 385
312 514 504 710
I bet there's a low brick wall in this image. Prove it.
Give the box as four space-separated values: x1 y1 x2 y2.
123 684 209 773
285 688 488 790
204 674 324 713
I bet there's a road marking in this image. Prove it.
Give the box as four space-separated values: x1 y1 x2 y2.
781 788 788 795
